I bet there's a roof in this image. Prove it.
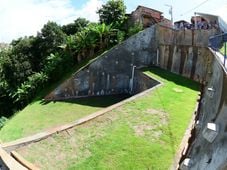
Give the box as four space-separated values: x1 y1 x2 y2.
136 5 163 14
174 20 189 24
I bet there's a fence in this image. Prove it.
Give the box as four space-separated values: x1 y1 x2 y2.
209 33 227 66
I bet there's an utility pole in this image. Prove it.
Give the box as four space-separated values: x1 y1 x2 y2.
194 12 197 29
165 4 173 26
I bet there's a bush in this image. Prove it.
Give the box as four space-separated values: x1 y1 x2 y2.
127 23 143 37
0 116 8 129
12 72 48 105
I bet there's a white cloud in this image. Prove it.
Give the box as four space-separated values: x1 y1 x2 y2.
0 0 103 43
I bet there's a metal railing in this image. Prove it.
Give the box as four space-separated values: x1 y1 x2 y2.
209 33 227 66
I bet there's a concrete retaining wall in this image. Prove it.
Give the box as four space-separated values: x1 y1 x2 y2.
158 45 214 83
46 25 217 100
156 25 217 84
45 26 158 100
184 53 227 170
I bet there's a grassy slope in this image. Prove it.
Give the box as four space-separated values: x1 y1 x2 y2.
0 55 126 142
17 67 200 170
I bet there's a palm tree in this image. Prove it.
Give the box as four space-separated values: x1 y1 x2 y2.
74 31 87 62
91 23 113 50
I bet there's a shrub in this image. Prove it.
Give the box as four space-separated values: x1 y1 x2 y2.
127 23 143 37
0 116 8 129
12 72 48 105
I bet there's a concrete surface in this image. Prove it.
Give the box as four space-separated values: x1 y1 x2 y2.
183 51 227 170
45 26 158 100
0 147 27 170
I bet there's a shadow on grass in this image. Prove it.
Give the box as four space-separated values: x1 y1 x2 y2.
40 94 130 107
142 67 200 91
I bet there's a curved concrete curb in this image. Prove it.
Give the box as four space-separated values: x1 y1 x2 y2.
0 147 27 170
11 151 40 170
2 83 162 152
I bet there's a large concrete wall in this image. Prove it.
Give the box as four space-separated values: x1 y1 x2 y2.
45 27 158 100
183 54 227 170
156 26 217 84
46 25 218 100
158 45 214 84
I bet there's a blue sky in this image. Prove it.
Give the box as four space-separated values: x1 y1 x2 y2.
0 0 226 43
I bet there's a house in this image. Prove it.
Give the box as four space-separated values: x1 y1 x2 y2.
129 5 164 28
160 18 173 28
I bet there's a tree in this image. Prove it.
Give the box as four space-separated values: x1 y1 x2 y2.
62 18 90 35
97 0 127 28
36 21 66 68
91 23 113 50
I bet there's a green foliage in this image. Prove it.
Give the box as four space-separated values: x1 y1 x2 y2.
127 23 143 37
12 72 48 104
0 117 8 129
0 5 143 119
97 0 127 28
36 21 66 67
116 30 125 43
62 18 89 35
1 48 33 88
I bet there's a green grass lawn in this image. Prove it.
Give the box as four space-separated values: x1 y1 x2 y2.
16 67 200 170
0 96 128 143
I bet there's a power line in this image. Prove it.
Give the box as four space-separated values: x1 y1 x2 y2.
180 0 210 16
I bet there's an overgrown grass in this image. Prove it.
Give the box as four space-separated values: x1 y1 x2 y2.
17 67 200 170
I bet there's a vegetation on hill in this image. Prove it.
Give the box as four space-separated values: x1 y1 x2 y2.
0 0 142 119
